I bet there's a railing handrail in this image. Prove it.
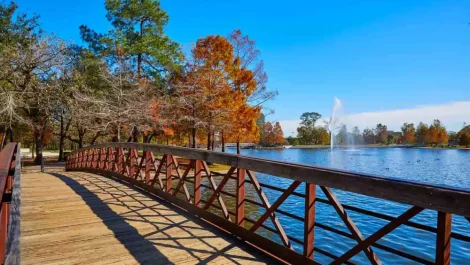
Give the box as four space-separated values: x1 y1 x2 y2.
0 143 16 195
69 142 470 217
0 142 20 264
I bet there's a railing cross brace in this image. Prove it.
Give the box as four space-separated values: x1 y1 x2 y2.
331 206 423 265
321 186 381 265
203 167 236 211
201 161 231 221
247 170 295 249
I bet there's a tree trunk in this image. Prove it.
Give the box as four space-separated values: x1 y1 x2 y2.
237 141 241 155
58 113 65 162
90 131 102 145
143 133 148 143
221 131 225 152
148 133 155 143
34 132 43 165
130 126 139 142
58 135 65 161
78 134 84 149
192 128 196 148
137 54 142 79
137 20 143 79
8 127 14 142
207 131 211 150
211 131 215 151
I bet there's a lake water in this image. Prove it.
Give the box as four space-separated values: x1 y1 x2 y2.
214 147 470 264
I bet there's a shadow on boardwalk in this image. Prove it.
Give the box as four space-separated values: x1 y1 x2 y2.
49 168 276 264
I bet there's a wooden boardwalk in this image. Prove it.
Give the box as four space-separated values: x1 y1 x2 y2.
20 165 276 265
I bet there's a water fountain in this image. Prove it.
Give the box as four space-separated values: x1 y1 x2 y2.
328 97 342 151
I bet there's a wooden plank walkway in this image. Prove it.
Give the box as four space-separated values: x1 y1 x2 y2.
20 165 277 265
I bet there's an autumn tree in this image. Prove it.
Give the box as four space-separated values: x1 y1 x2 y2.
362 128 375 144
274 122 284 144
228 29 276 106
401 123 416 144
374 124 388 144
423 120 448 145
317 127 330 145
224 102 261 153
260 121 284 146
191 35 236 150
433 120 448 145
415 122 428 145
457 125 470 147
424 126 438 145
459 132 470 147
223 30 276 152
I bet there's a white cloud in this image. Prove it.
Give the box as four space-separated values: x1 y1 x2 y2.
280 101 470 136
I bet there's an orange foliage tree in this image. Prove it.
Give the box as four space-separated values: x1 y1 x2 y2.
401 123 416 144
260 122 285 146
192 35 236 150
156 31 273 152
424 120 448 145
224 103 261 152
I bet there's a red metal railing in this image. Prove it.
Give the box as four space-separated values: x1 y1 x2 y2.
0 143 20 264
66 143 470 265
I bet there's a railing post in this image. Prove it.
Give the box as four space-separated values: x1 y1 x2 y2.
85 150 88 168
236 168 245 226
436 211 452 265
304 183 316 259
194 160 202 207
96 148 99 168
95 148 99 168
166 155 172 193
129 149 136 178
104 148 109 170
88 150 92 168
93 149 96 168
99 148 104 169
117 148 124 174
108 147 114 171
90 149 94 168
145 151 152 184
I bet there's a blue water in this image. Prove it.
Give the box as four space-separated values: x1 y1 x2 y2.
219 147 470 264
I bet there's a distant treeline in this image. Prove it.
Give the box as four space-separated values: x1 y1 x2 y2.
285 112 470 147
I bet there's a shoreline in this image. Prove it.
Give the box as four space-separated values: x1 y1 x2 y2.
254 145 470 150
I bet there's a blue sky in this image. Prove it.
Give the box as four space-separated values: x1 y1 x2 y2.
15 0 470 135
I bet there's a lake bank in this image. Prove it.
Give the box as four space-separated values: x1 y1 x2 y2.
254 144 470 150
